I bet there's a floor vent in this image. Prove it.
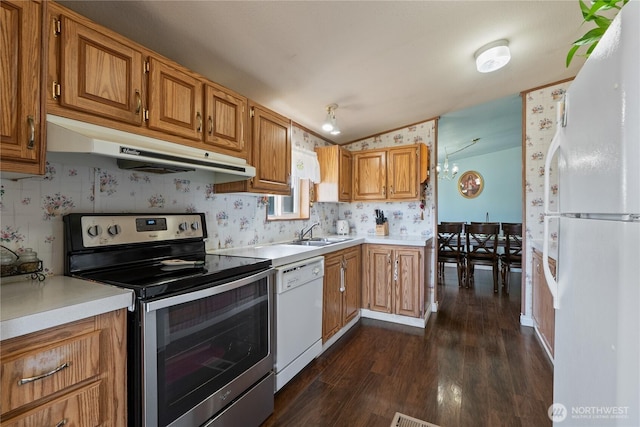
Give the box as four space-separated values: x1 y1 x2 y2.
391 412 440 427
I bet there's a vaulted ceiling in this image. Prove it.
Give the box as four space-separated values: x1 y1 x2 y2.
59 1 586 152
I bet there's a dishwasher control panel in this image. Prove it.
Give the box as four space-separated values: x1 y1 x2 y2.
275 256 325 293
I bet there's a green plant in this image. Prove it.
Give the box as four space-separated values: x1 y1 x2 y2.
566 0 629 67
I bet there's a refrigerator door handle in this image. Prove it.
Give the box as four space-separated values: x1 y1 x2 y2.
542 123 563 309
543 215 560 309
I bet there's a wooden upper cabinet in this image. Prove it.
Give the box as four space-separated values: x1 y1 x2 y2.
59 15 144 125
1 0 46 175
388 146 419 200
353 150 387 200
204 82 248 159
353 144 428 201
315 145 352 202
249 103 291 194
147 56 203 141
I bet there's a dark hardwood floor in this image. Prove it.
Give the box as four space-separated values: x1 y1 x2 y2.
261 267 553 427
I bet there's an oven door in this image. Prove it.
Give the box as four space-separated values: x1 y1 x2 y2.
141 268 274 427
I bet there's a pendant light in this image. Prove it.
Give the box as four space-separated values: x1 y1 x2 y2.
322 104 340 135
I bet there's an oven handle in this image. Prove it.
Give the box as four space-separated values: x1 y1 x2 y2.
144 268 274 312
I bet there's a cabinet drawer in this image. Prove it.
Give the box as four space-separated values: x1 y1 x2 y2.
1 331 101 414
2 381 101 427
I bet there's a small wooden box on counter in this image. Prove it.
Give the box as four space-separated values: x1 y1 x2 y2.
375 223 389 236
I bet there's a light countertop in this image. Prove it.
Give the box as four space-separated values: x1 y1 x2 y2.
1 276 134 340
211 234 432 267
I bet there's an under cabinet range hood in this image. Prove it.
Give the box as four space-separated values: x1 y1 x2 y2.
46 115 255 182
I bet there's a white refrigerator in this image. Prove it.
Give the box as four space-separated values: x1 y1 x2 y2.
543 2 640 426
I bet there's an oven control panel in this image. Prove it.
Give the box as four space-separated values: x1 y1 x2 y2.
80 214 205 247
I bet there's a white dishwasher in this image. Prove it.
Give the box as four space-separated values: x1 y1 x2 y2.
274 256 324 392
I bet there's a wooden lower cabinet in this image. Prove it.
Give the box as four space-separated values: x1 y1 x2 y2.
532 248 555 357
363 244 424 318
322 246 361 342
0 309 127 426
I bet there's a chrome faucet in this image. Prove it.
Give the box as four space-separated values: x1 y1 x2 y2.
300 222 320 240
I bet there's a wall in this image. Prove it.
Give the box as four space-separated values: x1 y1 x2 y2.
340 119 437 239
0 125 336 277
521 80 570 321
438 147 522 223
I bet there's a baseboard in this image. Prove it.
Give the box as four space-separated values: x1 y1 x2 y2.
533 325 555 365
520 313 534 327
320 314 360 354
360 308 427 328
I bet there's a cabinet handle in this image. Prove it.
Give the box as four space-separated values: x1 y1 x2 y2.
196 112 202 132
208 116 213 135
394 258 399 282
390 185 394 194
54 419 68 427
134 90 141 114
382 186 386 196
18 362 70 385
27 115 35 149
340 265 345 292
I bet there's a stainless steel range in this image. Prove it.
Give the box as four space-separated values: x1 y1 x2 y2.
63 213 274 427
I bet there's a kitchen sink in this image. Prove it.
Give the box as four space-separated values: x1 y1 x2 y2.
285 237 353 247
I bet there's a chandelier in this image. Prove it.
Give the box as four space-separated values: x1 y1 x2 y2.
437 154 459 180
437 138 480 180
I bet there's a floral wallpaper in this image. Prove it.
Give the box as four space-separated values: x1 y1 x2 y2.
522 79 572 317
341 119 437 239
0 125 334 277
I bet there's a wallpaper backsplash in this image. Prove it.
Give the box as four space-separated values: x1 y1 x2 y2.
1 117 438 279
0 126 335 277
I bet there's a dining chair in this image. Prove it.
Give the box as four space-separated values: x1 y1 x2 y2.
500 222 522 294
465 222 500 292
437 223 465 287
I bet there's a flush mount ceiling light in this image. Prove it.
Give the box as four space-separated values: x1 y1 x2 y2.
475 40 511 73
322 104 341 135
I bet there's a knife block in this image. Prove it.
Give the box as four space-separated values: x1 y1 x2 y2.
375 222 389 236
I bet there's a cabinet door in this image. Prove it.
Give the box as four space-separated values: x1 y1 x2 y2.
532 249 555 356
322 252 343 342
204 82 247 159
353 150 386 200
394 248 422 317
250 104 291 194
366 245 393 313
338 148 352 201
147 57 203 140
388 146 418 200
342 247 361 325
60 16 143 125
1 0 44 175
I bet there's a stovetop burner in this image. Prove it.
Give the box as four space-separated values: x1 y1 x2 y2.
76 253 271 299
